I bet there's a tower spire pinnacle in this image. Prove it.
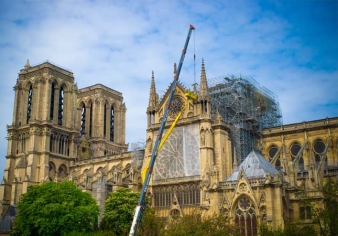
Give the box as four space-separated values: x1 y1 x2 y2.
148 71 158 110
24 59 30 69
199 58 209 100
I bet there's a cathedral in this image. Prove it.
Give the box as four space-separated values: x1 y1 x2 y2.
0 60 337 234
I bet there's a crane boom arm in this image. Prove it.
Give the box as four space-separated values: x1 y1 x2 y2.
129 24 195 236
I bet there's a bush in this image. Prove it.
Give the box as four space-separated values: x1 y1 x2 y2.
100 188 140 235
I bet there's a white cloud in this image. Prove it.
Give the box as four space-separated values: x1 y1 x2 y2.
0 0 337 180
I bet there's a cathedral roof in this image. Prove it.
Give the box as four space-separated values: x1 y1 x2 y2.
20 60 73 76
226 150 279 181
78 84 123 97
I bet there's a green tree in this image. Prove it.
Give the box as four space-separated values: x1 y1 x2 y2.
260 221 317 236
100 188 140 235
136 206 163 236
164 213 239 236
67 231 116 236
11 181 99 236
311 178 338 236
100 188 163 235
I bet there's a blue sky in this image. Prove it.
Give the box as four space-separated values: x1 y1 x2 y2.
0 0 337 179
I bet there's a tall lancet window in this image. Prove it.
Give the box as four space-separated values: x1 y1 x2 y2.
235 195 257 236
26 85 33 124
58 86 64 125
103 103 107 137
80 104 86 136
110 106 114 141
89 103 93 137
201 100 208 113
314 139 327 168
291 143 304 171
50 82 55 120
151 111 155 125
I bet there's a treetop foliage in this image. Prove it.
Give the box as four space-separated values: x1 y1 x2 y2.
11 181 100 236
162 213 239 236
100 188 140 235
313 178 338 236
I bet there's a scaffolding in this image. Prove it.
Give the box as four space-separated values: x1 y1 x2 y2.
130 142 145 171
207 75 282 164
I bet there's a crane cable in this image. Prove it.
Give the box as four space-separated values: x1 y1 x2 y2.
193 29 196 84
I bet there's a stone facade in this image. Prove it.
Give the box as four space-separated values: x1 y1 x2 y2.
0 61 133 219
260 118 338 226
0 60 337 234
143 60 338 234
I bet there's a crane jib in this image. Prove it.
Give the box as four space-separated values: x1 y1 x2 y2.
129 24 195 236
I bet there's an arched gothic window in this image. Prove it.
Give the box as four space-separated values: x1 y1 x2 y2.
80 104 86 136
234 196 257 236
89 103 93 137
275 159 281 170
110 106 114 141
268 145 281 170
58 164 68 179
150 111 155 125
49 132 69 156
291 143 304 171
103 103 107 137
50 82 55 120
58 86 64 125
58 135 63 154
26 85 33 124
268 145 278 160
313 140 327 168
153 183 200 207
49 161 56 180
50 133 54 152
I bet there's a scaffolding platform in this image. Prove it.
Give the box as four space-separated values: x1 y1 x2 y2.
206 75 283 164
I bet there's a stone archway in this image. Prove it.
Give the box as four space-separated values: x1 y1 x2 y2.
48 161 56 180
58 164 68 180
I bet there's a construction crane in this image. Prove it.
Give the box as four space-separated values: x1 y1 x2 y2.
129 24 195 236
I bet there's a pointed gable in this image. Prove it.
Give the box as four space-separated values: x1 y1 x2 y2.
226 150 279 181
158 82 186 107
